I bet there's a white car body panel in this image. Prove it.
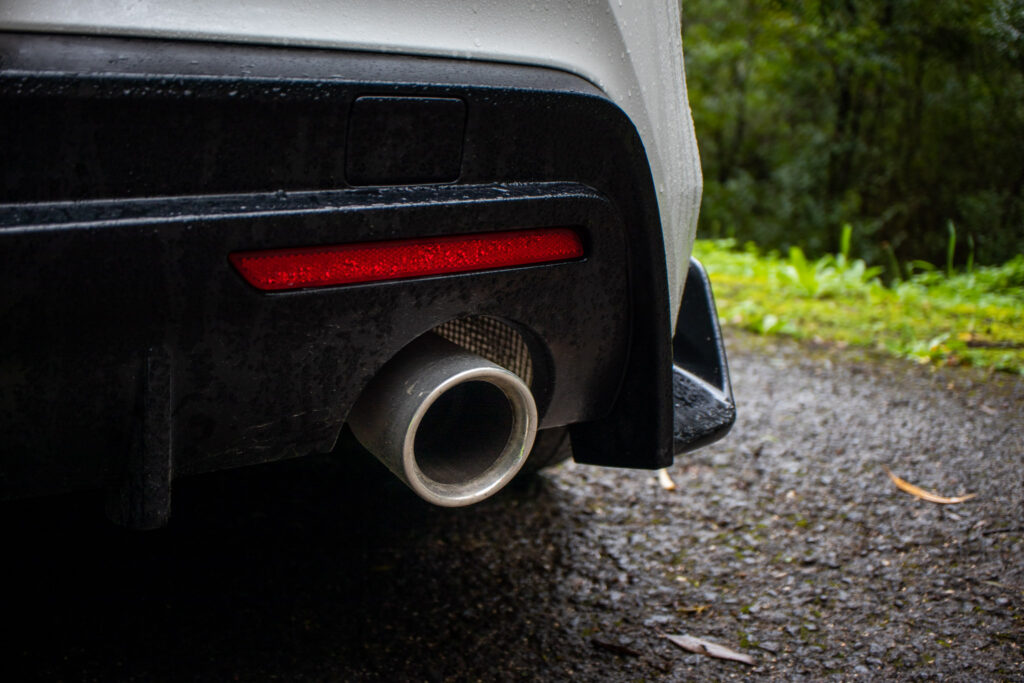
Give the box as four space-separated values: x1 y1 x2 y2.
0 0 702 326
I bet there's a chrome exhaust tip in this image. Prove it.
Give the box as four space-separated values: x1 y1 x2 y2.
347 333 538 507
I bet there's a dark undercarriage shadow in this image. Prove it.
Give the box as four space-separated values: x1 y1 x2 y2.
2 436 575 681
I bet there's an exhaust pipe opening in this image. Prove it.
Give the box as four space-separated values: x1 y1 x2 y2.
414 381 515 485
347 333 538 507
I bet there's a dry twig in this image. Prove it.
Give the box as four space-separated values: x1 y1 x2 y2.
591 637 642 658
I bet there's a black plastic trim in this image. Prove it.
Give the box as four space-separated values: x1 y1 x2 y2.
671 259 736 454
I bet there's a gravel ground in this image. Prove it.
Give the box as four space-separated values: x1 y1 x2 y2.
4 330 1023 680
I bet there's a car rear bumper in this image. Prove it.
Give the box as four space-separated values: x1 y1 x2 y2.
1 33 732 523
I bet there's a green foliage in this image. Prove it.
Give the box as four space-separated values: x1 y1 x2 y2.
777 241 885 297
694 237 1024 373
683 0 1024 266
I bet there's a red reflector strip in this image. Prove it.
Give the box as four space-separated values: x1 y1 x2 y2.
229 228 584 291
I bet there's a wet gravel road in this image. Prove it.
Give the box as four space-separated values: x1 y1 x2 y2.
4 331 1023 681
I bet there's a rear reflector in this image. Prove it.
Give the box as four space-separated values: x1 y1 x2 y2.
229 228 584 291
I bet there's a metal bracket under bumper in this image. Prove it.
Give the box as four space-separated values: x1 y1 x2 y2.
671 258 736 455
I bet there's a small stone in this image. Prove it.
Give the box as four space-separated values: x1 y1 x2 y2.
643 614 674 627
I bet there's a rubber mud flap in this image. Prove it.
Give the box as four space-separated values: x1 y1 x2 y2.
671 258 736 454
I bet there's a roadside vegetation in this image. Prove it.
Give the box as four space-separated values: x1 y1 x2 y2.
683 0 1024 373
683 0 1024 269
694 228 1024 374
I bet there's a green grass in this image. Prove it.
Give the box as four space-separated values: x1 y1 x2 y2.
694 237 1024 374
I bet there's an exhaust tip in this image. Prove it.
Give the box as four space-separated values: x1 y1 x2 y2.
406 369 536 506
348 334 538 507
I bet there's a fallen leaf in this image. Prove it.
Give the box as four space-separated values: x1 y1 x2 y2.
662 633 756 665
657 468 677 491
883 466 976 504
